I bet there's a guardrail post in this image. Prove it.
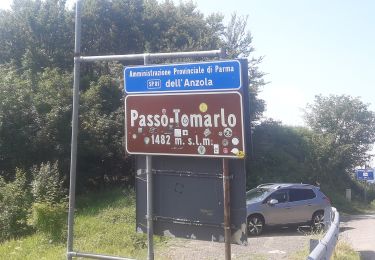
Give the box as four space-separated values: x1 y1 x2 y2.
323 206 332 231
309 239 319 254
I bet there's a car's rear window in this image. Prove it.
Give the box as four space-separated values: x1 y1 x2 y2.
289 188 316 202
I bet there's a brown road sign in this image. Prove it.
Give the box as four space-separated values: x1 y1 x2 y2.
125 92 245 158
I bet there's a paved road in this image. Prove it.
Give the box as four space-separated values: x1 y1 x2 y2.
340 214 375 260
156 213 375 259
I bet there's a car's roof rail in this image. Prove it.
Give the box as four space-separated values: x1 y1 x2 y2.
295 183 314 187
257 183 276 188
256 183 315 189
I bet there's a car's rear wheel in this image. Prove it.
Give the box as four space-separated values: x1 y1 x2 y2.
247 215 264 236
311 211 324 232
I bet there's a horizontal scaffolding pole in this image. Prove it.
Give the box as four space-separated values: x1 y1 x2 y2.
68 251 134 260
137 169 229 179
153 169 224 179
78 49 224 62
154 215 223 228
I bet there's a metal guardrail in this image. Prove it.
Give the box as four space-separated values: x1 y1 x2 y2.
307 207 340 260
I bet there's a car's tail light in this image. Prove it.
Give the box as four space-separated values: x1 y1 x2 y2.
323 196 331 204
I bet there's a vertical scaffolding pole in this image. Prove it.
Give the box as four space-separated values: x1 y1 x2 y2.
144 54 154 260
146 155 153 260
220 48 231 260
67 0 81 259
223 159 231 260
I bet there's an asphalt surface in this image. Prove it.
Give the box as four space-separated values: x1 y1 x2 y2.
156 227 310 260
340 214 375 260
156 213 375 259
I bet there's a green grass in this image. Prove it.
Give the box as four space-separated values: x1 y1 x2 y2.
290 238 360 260
322 187 375 214
0 234 65 259
332 240 360 260
349 199 375 214
0 188 167 259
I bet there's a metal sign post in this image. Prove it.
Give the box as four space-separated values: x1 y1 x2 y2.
143 55 154 260
146 154 153 260
67 0 81 259
222 158 231 260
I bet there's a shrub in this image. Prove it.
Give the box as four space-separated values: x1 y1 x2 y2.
29 202 67 242
371 199 375 208
31 161 66 204
0 169 32 241
29 161 68 242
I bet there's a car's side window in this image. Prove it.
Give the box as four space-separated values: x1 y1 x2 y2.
268 189 288 203
289 188 316 202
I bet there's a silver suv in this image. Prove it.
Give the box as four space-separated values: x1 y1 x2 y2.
246 183 331 236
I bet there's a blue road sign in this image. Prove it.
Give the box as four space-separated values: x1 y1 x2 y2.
124 60 242 94
356 169 374 181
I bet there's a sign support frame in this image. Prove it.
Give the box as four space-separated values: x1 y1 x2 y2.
67 1 81 259
66 1 225 259
143 55 154 260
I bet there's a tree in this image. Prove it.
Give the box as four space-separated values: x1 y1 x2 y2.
32 68 73 171
304 94 375 170
79 68 128 186
0 0 267 189
142 0 222 53
247 120 311 188
222 13 266 123
0 0 73 73
0 65 39 175
0 65 73 176
81 0 144 56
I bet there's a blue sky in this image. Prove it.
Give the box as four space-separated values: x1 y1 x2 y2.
195 0 375 126
1 0 374 127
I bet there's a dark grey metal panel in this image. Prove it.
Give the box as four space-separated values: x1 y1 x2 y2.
154 172 223 223
136 155 247 245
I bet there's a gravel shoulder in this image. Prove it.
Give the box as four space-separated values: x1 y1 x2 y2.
156 227 312 260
